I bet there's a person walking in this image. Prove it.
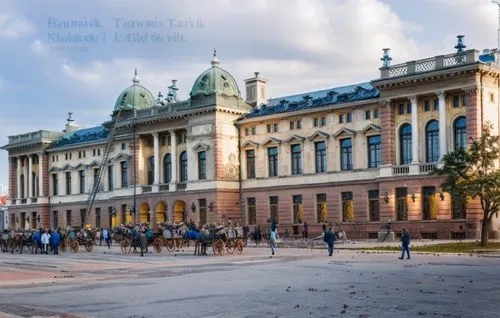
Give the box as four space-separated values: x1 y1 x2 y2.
52 230 61 255
269 228 278 256
399 228 411 260
242 225 249 247
41 229 51 255
303 222 309 240
139 227 148 257
103 227 111 249
323 227 336 256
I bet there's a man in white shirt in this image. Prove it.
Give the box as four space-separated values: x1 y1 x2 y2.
269 228 278 256
41 229 51 255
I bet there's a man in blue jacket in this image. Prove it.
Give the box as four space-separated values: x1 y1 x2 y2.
33 229 42 254
52 230 61 255
399 228 411 260
323 227 336 256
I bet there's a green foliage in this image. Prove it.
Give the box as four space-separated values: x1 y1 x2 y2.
434 122 500 246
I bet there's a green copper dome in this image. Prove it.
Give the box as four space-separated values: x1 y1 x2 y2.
114 69 155 114
190 54 241 98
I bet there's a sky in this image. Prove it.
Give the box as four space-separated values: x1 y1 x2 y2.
0 0 498 192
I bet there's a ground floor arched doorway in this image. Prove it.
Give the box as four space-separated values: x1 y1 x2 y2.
174 201 186 222
156 201 167 224
139 202 150 224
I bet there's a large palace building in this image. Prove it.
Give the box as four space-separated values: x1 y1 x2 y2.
3 37 500 239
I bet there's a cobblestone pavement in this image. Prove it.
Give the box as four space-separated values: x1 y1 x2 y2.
0 244 499 317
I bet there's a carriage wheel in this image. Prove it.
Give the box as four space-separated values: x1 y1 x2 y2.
226 240 235 254
213 239 225 256
165 239 175 252
70 241 79 253
153 238 163 253
85 241 93 252
235 239 244 255
121 239 132 254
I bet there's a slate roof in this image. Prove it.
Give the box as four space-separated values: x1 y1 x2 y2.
245 82 379 118
53 126 108 148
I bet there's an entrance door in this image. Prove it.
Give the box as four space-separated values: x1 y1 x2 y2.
174 201 185 222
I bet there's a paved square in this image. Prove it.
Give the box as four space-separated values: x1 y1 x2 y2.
0 245 499 317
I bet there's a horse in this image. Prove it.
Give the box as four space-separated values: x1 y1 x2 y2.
112 227 131 243
9 231 25 254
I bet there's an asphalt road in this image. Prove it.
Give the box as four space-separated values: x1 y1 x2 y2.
0 245 499 317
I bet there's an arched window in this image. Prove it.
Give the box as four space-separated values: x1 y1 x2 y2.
426 120 440 162
399 124 412 165
163 154 171 183
180 151 188 182
147 156 154 185
454 116 467 150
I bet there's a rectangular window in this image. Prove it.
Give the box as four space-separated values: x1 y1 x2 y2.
365 110 371 120
273 123 279 132
342 192 354 222
453 96 460 108
289 121 295 130
341 138 353 171
198 151 206 180
339 114 344 124
368 190 380 221
93 168 99 190
316 193 326 223
407 103 412 114
120 161 128 188
52 174 58 196
347 112 352 123
93 149 96 156
80 209 86 228
199 199 207 225
78 151 82 159
321 117 326 126
268 147 278 177
489 93 494 103
367 135 381 168
462 95 466 107
65 153 68 160
270 196 279 224
160 134 166 146
434 98 439 111
315 141 327 173
121 204 127 225
267 124 272 133
296 120 302 129
65 172 71 195
396 187 408 221
95 207 101 228
292 195 302 224
422 186 436 220
291 144 302 175
66 210 72 227
251 127 256 135
107 165 113 191
53 211 58 229
79 170 85 194
246 149 256 179
247 197 256 225
245 128 249 136
399 103 405 114
452 194 467 219
70 153 72 160
374 110 379 119
313 117 319 127
424 100 430 112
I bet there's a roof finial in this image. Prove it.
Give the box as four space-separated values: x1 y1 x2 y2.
67 112 74 123
132 67 140 85
211 49 220 66
381 48 392 68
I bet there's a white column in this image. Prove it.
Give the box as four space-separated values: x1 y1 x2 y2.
153 132 160 184
28 155 33 198
38 154 43 197
17 157 21 198
437 91 447 160
169 130 177 185
409 96 419 163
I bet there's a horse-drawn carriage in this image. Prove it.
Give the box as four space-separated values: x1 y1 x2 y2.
184 225 244 256
1 231 37 254
115 226 163 254
152 223 187 253
61 229 95 253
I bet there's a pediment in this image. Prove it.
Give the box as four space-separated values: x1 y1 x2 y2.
263 137 282 146
361 124 381 134
88 160 99 167
285 134 305 143
333 127 356 138
61 164 73 171
114 152 130 161
48 166 60 173
308 130 330 141
75 163 85 170
192 142 210 152
241 140 260 149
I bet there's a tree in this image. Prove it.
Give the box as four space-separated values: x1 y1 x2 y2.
435 122 500 246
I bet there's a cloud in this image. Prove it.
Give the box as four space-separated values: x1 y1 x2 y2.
0 12 34 38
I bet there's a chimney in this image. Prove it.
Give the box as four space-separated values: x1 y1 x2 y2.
244 72 268 109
